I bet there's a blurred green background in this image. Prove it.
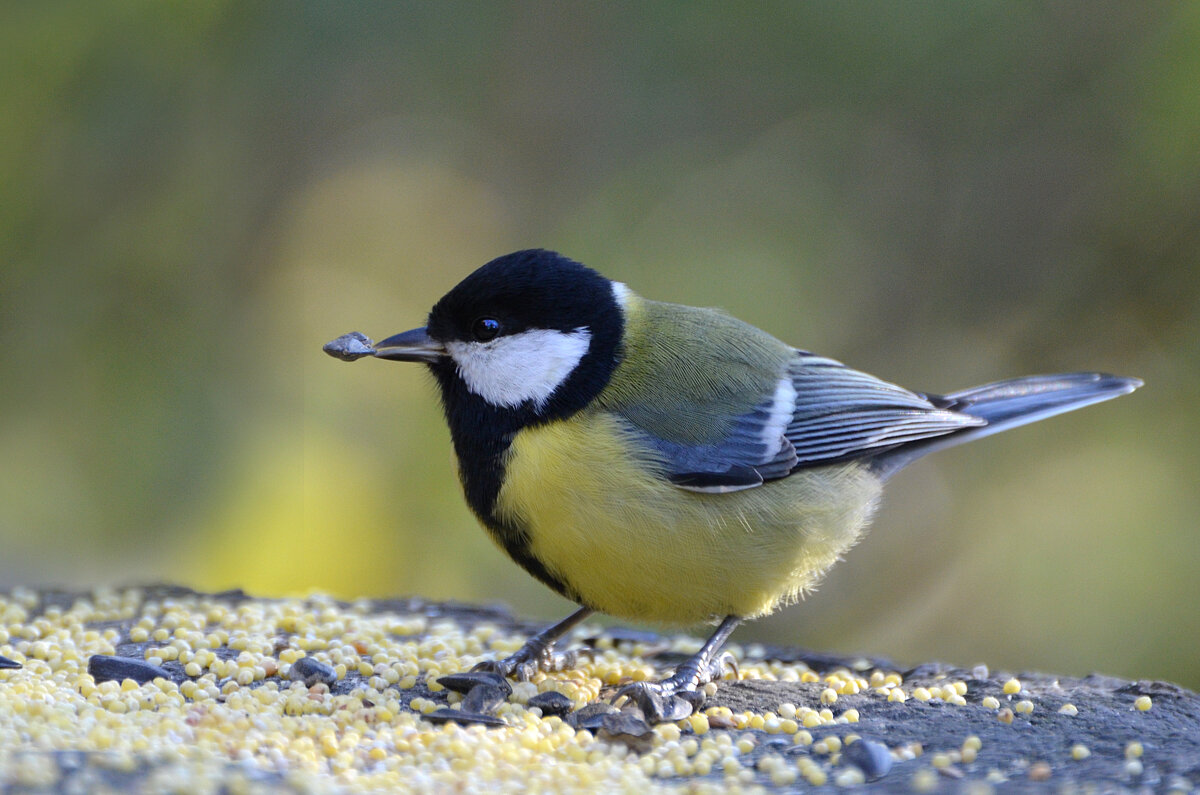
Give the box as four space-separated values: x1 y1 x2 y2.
2 2 1197 688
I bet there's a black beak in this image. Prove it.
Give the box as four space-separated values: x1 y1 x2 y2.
370 327 447 363
323 328 446 363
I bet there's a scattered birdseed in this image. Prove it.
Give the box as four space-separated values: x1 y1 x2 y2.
424 707 507 728
1134 696 1152 711
288 655 337 687
462 683 509 714
597 712 655 753
833 766 865 787
322 331 376 361
567 701 619 731
910 767 939 792
1125 741 1144 759
1002 678 1022 695
1058 703 1078 716
437 670 511 695
1071 744 1090 760
526 690 573 717
86 655 169 685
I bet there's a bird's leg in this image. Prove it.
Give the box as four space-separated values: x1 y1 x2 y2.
614 615 741 722
472 607 593 681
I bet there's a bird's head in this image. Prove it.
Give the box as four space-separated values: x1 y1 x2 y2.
369 249 627 421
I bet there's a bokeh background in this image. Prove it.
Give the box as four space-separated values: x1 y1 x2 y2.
3 3 1197 688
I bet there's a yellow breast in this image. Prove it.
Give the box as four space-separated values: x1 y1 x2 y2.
493 411 883 624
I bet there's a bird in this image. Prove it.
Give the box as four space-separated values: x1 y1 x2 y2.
323 248 1140 721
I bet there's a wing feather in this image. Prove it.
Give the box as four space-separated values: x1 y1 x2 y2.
618 350 982 492
784 353 981 465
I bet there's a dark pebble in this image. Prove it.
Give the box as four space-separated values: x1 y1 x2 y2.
0 655 21 669
438 670 512 696
567 701 619 731
843 738 893 781
462 683 509 714
87 655 170 684
289 656 337 686
527 690 574 717
424 707 506 728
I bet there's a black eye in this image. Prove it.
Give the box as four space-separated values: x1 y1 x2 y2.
472 317 502 341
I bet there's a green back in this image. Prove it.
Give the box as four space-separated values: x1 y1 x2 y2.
594 297 793 445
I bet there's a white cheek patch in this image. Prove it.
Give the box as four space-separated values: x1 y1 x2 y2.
446 328 593 409
761 377 797 458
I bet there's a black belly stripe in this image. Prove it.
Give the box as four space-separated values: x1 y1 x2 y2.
477 512 581 604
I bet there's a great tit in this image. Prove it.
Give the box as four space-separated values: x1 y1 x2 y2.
324 248 1140 720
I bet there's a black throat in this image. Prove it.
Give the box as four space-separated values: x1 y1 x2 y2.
421 249 626 600
428 341 620 601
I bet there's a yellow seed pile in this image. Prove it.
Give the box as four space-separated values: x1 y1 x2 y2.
0 587 1168 792
0 587 896 792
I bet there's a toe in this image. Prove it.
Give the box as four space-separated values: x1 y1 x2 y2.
612 682 699 723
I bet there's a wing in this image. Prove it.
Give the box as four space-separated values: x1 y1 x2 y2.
784 353 982 466
630 376 802 493
623 351 982 493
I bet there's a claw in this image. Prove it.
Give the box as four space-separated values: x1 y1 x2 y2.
612 655 735 722
609 615 743 722
712 651 739 682
614 679 705 723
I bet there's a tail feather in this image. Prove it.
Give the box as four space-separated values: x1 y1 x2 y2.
871 372 1141 480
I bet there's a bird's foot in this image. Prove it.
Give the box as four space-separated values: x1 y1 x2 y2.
472 643 587 682
470 607 595 682
614 651 739 722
